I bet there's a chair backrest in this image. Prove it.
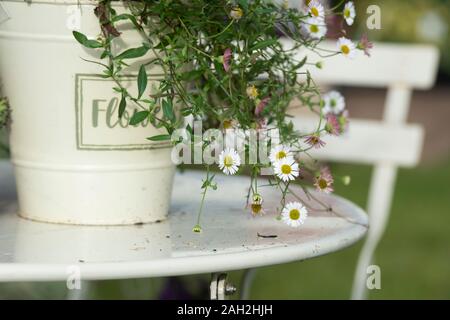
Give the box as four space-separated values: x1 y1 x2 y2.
283 40 440 168
285 39 439 300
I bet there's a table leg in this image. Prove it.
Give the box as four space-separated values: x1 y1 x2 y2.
240 269 257 300
66 280 89 300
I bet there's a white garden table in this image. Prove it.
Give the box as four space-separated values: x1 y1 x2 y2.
0 160 368 299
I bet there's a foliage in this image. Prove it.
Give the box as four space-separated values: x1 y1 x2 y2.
74 0 368 229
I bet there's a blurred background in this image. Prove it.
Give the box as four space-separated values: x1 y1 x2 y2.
0 0 449 299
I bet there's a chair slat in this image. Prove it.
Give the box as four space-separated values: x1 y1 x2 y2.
293 118 424 166
282 39 440 89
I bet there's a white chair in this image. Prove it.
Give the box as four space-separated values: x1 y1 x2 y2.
286 40 439 299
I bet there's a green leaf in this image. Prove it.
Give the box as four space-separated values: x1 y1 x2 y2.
162 99 175 122
118 94 126 119
179 70 204 81
114 45 150 60
100 51 106 59
130 110 149 125
137 65 148 99
295 56 307 69
72 31 103 49
147 134 171 141
180 107 193 117
238 0 249 11
112 14 142 30
250 39 278 51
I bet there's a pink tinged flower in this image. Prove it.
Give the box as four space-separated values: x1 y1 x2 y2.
325 114 341 136
314 167 334 194
223 48 232 72
256 118 267 130
304 134 326 149
320 166 333 179
255 97 270 117
254 118 268 140
358 34 374 57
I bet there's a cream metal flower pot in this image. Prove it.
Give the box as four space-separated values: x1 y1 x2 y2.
0 0 175 225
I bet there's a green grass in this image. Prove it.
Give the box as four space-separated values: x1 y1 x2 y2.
1 158 449 299
243 159 450 299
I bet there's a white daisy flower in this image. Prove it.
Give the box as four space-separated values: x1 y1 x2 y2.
269 145 293 164
322 90 345 115
303 17 327 40
307 0 325 21
343 1 356 26
281 202 308 227
218 148 241 175
337 37 357 59
273 157 299 182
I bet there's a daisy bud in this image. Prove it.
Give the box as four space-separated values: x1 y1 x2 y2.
325 114 341 136
251 194 264 216
342 175 351 186
222 48 232 72
192 224 202 233
222 119 234 130
357 34 374 57
230 7 244 20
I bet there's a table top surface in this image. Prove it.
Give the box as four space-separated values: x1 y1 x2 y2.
0 160 368 282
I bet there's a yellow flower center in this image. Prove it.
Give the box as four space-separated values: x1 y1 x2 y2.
341 45 350 55
318 178 328 189
281 164 292 175
251 203 262 215
223 119 233 129
289 209 300 220
224 155 234 168
309 135 320 145
247 85 258 99
276 151 287 160
311 7 319 17
310 24 319 33
344 9 350 18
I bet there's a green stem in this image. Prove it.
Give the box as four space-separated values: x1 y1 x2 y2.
193 166 212 232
